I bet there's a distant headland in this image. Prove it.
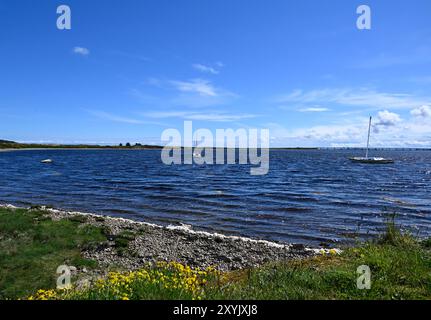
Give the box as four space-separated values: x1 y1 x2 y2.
0 139 319 151
0 140 163 150
2 140 430 151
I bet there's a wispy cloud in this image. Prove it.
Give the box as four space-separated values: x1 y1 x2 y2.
170 79 218 97
89 110 164 125
73 47 90 56
142 111 256 122
192 63 219 74
180 113 255 122
298 107 330 112
132 77 237 109
89 110 144 124
277 88 430 110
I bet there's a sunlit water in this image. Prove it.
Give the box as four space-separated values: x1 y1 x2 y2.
0 149 430 246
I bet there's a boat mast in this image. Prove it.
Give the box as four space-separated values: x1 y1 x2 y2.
365 116 372 158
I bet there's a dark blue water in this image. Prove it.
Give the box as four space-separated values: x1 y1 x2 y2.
0 149 430 246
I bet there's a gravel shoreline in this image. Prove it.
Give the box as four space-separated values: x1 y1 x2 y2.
1 204 339 272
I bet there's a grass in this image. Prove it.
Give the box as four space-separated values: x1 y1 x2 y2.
204 240 431 300
0 207 430 300
0 207 105 299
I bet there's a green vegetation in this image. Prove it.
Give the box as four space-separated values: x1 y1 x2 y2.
1 207 430 300
204 237 431 300
28 261 220 300
0 207 105 299
0 140 162 150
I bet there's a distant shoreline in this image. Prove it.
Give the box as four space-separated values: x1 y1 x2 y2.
2 147 431 152
0 140 164 151
1 139 430 152
0 147 163 152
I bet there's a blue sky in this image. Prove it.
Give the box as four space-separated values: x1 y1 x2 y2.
0 0 430 147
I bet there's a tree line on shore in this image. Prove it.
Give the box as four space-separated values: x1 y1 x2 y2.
0 140 162 150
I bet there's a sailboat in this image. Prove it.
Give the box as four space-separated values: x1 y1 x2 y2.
349 116 394 164
193 139 202 158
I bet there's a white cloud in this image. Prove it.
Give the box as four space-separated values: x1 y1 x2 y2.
298 107 330 112
89 110 164 125
170 79 218 96
73 47 90 56
267 109 431 148
142 111 256 122
89 111 144 124
185 113 255 122
411 105 431 118
274 88 430 146
134 78 237 108
266 120 365 147
375 110 402 127
192 64 219 75
277 88 430 110
143 111 188 118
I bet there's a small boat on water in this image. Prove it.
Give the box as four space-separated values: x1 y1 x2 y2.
349 116 394 164
192 139 202 158
349 157 394 164
41 159 53 164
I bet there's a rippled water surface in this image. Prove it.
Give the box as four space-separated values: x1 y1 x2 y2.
0 149 430 245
